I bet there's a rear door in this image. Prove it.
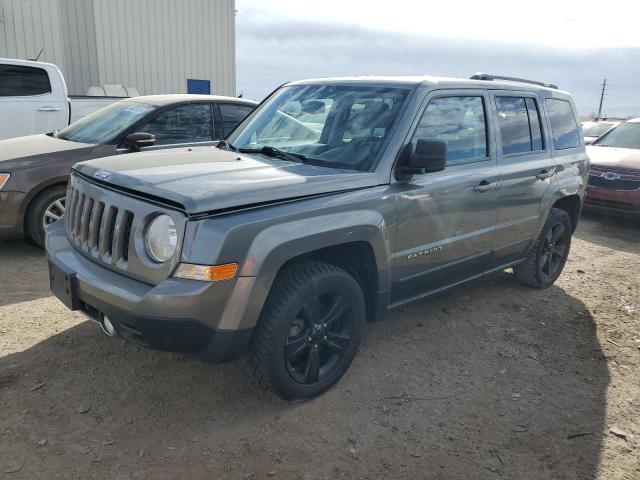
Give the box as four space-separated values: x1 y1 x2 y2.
392 90 502 304
0 63 67 140
490 92 558 264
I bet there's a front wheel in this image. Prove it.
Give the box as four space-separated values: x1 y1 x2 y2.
26 185 67 247
514 208 572 288
247 260 365 401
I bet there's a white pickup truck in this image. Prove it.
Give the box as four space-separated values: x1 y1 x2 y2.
0 58 134 141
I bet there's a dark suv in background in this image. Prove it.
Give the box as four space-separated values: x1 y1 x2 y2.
0 94 256 246
46 74 588 400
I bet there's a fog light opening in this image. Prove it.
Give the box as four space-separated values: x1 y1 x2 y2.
102 315 116 336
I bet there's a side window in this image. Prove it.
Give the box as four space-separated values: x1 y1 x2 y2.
0 65 51 96
219 104 254 136
139 104 214 145
495 96 545 155
495 97 531 155
412 96 487 164
545 98 580 150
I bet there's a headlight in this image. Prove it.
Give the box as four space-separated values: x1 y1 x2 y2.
0 173 10 190
145 214 177 262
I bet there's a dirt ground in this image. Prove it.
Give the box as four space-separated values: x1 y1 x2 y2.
1 213 639 480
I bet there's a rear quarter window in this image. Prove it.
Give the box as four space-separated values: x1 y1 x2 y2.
545 98 580 150
0 65 52 97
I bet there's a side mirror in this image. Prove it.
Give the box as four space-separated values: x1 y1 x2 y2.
125 132 156 150
397 139 447 179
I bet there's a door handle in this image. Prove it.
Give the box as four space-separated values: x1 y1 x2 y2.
473 180 497 193
536 168 556 180
37 106 62 112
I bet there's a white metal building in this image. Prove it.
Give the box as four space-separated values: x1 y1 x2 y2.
0 0 236 96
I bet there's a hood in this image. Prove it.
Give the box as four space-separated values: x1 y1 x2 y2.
587 145 640 172
74 146 380 214
0 134 97 170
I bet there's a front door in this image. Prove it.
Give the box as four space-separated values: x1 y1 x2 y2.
391 91 502 305
124 102 218 151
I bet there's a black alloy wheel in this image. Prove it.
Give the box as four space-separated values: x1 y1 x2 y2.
247 260 365 401
284 291 354 385
514 207 573 288
538 221 569 279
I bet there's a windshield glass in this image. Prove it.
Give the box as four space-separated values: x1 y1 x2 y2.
593 122 640 149
228 84 410 171
57 101 156 144
583 122 615 137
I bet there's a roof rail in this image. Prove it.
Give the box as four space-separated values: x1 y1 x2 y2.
470 73 558 90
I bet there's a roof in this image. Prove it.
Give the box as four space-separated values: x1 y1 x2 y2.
287 75 566 94
129 94 258 106
0 57 59 69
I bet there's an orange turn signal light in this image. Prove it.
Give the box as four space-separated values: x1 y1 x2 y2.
174 262 239 282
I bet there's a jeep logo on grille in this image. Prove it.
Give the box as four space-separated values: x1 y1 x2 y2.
94 170 111 180
603 171 621 181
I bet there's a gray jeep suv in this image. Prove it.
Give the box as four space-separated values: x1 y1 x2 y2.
46 74 588 400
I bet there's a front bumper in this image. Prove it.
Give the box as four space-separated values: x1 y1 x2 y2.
45 221 257 362
0 191 27 239
585 185 640 217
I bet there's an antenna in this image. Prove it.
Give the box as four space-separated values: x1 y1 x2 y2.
28 46 45 62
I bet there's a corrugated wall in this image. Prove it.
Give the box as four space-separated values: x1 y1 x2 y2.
58 0 100 94
92 0 236 96
0 0 67 74
0 0 236 96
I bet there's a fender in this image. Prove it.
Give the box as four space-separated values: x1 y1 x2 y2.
536 171 586 234
241 209 393 293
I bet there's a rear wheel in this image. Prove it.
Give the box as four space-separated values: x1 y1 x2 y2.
514 208 572 288
247 260 365 401
26 185 67 247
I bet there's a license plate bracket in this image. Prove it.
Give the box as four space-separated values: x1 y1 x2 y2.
48 260 79 310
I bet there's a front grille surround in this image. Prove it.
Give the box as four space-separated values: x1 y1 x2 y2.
588 166 640 191
65 173 186 285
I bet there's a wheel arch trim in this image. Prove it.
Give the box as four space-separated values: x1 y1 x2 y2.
240 210 393 292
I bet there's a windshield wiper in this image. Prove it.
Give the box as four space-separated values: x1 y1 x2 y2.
217 140 238 152
239 146 307 163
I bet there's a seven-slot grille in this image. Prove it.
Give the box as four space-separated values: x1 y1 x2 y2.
65 183 134 264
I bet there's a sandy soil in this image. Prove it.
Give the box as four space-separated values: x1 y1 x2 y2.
0 213 638 479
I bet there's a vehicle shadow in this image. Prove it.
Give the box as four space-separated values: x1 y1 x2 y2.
0 240 51 307
0 271 608 479
576 212 640 255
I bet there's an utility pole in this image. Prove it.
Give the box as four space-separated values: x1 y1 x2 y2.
597 79 607 119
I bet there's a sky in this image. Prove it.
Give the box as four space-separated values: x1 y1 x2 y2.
235 0 640 117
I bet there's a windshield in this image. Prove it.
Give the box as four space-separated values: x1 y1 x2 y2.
593 122 640 149
582 122 615 137
57 101 156 144
227 84 410 171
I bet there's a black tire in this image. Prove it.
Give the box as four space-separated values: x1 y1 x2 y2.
514 208 572 288
247 260 365 401
26 185 67 248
